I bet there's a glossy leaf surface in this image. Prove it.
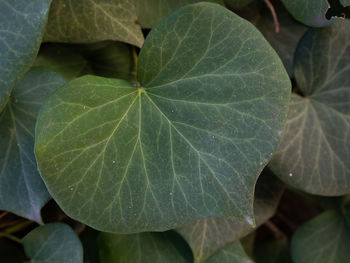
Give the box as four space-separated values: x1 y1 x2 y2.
0 0 51 112
35 3 290 233
0 68 66 222
269 21 350 195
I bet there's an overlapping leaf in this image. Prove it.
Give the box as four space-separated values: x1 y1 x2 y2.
0 68 66 222
23 223 83 263
176 169 284 262
35 3 290 233
269 20 350 195
0 0 52 112
44 0 144 47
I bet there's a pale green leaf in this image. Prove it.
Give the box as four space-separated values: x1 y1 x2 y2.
291 210 350 263
35 3 290 233
44 0 144 47
207 242 254 263
23 223 83 263
0 68 66 222
0 0 51 112
98 231 191 263
176 169 284 262
269 20 350 196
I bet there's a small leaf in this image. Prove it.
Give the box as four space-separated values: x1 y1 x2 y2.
0 68 66 222
35 3 290 233
23 223 83 263
98 231 192 263
0 0 52 112
134 0 224 28
291 210 350 263
269 20 350 196
176 169 284 262
44 0 144 47
207 241 254 263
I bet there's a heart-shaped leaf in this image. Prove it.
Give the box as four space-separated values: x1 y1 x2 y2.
23 223 83 263
207 241 253 263
0 68 66 222
291 210 350 263
176 169 284 262
0 0 52 112
98 231 192 263
44 0 144 47
35 3 290 233
134 0 224 28
269 20 350 196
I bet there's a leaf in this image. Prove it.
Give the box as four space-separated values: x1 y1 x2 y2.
207 242 254 263
0 0 52 112
134 0 224 28
341 0 350 4
35 3 290 233
224 0 254 9
176 168 284 262
0 68 66 222
44 0 144 47
23 223 83 263
98 231 192 263
291 210 350 263
269 20 350 196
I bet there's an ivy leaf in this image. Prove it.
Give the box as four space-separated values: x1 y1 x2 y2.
35 3 290 233
176 169 284 262
98 231 192 263
23 223 83 263
44 0 144 47
134 0 224 28
0 0 52 112
291 210 350 263
207 242 254 263
281 0 347 27
0 68 66 222
269 20 350 196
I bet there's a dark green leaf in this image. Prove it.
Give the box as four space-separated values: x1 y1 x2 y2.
281 0 339 27
23 223 83 263
0 0 52 112
269 20 350 196
35 3 290 233
0 68 66 222
291 210 350 263
44 0 144 47
176 169 284 262
98 231 191 263
207 242 254 263
134 0 224 28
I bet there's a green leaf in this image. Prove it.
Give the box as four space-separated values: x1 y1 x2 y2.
291 210 350 263
269 20 350 196
0 0 52 112
207 242 254 263
23 223 83 263
341 0 350 4
0 68 66 222
176 169 284 262
98 231 191 263
35 3 290 233
224 0 254 9
134 0 224 28
281 0 337 27
44 0 144 47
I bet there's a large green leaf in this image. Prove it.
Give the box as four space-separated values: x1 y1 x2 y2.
207 242 254 263
0 68 66 222
281 0 338 27
0 0 52 112
269 20 350 196
98 231 192 263
35 3 290 233
44 0 144 47
134 0 224 28
176 169 284 262
23 223 83 263
291 210 350 263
